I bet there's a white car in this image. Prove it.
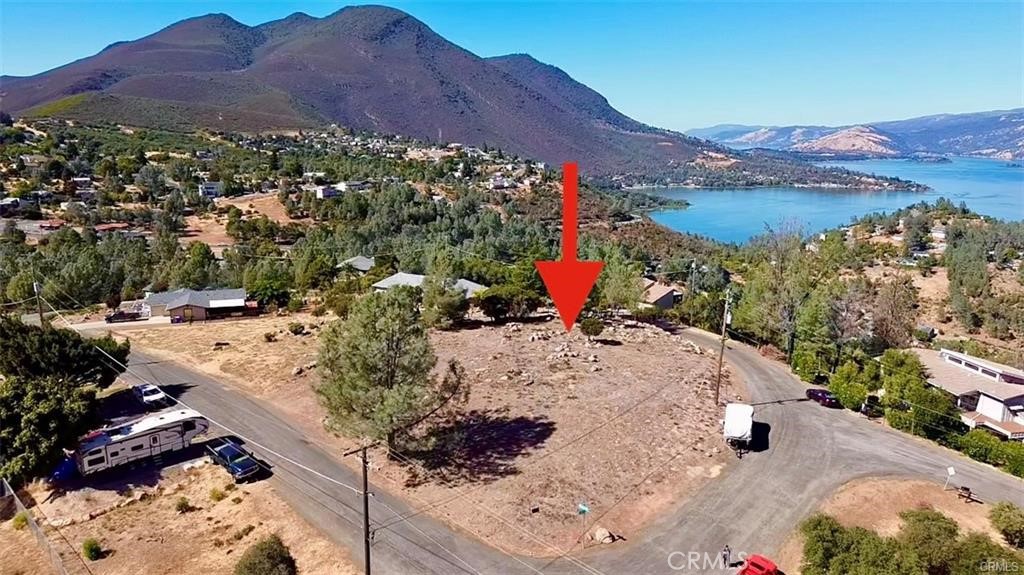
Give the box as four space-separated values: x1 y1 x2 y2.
132 384 168 407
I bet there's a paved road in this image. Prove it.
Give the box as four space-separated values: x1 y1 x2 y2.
113 329 1023 575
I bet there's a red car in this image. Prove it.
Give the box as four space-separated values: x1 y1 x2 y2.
738 554 779 575
806 388 841 408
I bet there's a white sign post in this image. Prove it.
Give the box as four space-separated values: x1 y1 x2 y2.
943 466 956 490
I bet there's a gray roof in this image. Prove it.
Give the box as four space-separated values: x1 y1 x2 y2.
372 273 487 297
339 255 376 273
913 348 1024 402
146 288 246 310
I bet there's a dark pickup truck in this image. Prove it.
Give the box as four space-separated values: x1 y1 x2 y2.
206 438 261 482
104 310 142 323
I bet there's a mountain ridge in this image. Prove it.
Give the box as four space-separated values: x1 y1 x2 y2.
688 109 1024 160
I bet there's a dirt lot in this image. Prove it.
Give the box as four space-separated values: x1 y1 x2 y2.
5 461 355 575
116 312 744 556
218 193 298 224
0 518 51 575
775 478 1006 574
180 215 234 248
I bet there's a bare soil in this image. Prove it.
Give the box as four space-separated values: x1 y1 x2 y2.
218 193 299 225
8 462 356 575
180 215 234 248
116 313 745 557
0 519 51 575
775 478 1005 574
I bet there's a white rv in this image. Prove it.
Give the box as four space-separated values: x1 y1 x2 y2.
75 408 209 475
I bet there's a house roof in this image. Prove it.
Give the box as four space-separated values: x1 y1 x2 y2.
644 282 676 303
339 255 375 273
372 273 488 297
912 348 1024 402
146 288 246 310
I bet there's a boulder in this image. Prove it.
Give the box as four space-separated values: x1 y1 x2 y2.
591 526 614 544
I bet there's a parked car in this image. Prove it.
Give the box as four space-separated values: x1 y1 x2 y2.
206 438 260 482
738 555 779 575
860 395 884 418
105 310 142 323
132 383 168 407
805 388 841 408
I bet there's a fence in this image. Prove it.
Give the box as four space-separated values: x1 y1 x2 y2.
1 477 89 575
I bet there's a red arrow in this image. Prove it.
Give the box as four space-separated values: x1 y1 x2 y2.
535 162 604 331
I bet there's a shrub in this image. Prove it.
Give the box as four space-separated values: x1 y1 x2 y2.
210 488 227 502
956 429 1003 463
224 483 237 492
632 306 664 322
286 294 303 313
231 496 243 504
990 501 1024 548
234 534 297 575
263 332 276 343
310 305 326 317
11 511 28 530
287 322 305 336
232 524 256 541
579 317 604 338
82 538 102 561
476 285 542 322
175 496 193 513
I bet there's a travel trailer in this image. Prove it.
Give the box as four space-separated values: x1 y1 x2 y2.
75 408 209 475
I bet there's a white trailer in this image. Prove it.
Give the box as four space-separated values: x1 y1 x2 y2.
723 403 754 457
75 408 209 475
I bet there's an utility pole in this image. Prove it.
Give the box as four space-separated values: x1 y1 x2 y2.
33 280 45 328
343 443 376 575
715 288 732 405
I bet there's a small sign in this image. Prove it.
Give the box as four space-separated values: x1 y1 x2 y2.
947 466 956 476
577 503 590 515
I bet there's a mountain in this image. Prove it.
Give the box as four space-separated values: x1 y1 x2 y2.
0 5 923 190
1 6 719 176
688 109 1024 159
790 126 904 157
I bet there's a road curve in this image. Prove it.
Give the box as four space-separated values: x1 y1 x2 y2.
114 327 1023 575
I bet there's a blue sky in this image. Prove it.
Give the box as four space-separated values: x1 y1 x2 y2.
1 1 1021 130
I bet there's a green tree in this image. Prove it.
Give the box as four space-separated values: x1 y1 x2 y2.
828 361 869 410
0 317 128 387
597 250 643 312
421 249 469 330
476 284 541 322
243 259 293 307
0 376 98 484
898 508 959 570
316 287 468 452
134 164 166 201
234 534 297 575
990 502 1024 549
172 241 220 289
873 275 918 348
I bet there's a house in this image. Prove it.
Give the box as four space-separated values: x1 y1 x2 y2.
642 278 678 310
371 273 488 298
338 255 375 274
315 186 338 200
94 222 131 236
19 154 47 168
198 181 223 198
336 180 370 192
912 348 1024 441
0 197 20 216
487 175 516 190
144 288 254 322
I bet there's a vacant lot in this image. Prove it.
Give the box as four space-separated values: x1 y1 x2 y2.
9 461 355 575
219 192 298 224
117 312 744 556
775 478 1008 574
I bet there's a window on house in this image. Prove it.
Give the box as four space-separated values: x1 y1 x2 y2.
131 444 144 452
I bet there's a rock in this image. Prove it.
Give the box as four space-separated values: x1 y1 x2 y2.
586 354 598 362
590 366 601 372
291 366 304 376
591 526 614 544
303 361 317 371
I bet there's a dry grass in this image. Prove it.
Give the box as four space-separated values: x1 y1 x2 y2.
12 463 356 575
117 313 745 556
775 478 1007 574
218 193 298 225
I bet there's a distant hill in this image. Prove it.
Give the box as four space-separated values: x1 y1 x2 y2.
0 5 918 189
689 109 1024 160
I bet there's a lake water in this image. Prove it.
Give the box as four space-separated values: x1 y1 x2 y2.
648 157 1024 244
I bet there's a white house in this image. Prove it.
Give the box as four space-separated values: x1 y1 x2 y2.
198 181 223 198
315 186 338 199
372 272 487 298
913 348 1024 441
338 255 375 274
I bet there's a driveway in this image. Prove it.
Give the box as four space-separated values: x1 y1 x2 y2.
111 328 1022 575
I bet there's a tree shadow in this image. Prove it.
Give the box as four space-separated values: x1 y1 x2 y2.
593 338 623 346
400 410 556 487
99 383 195 421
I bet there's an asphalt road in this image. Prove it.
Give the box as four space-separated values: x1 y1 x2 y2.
113 329 1024 575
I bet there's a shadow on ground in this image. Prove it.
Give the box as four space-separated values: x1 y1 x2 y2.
749 421 771 453
99 383 195 421
400 410 556 487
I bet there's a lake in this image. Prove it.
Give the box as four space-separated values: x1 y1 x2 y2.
648 157 1024 244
